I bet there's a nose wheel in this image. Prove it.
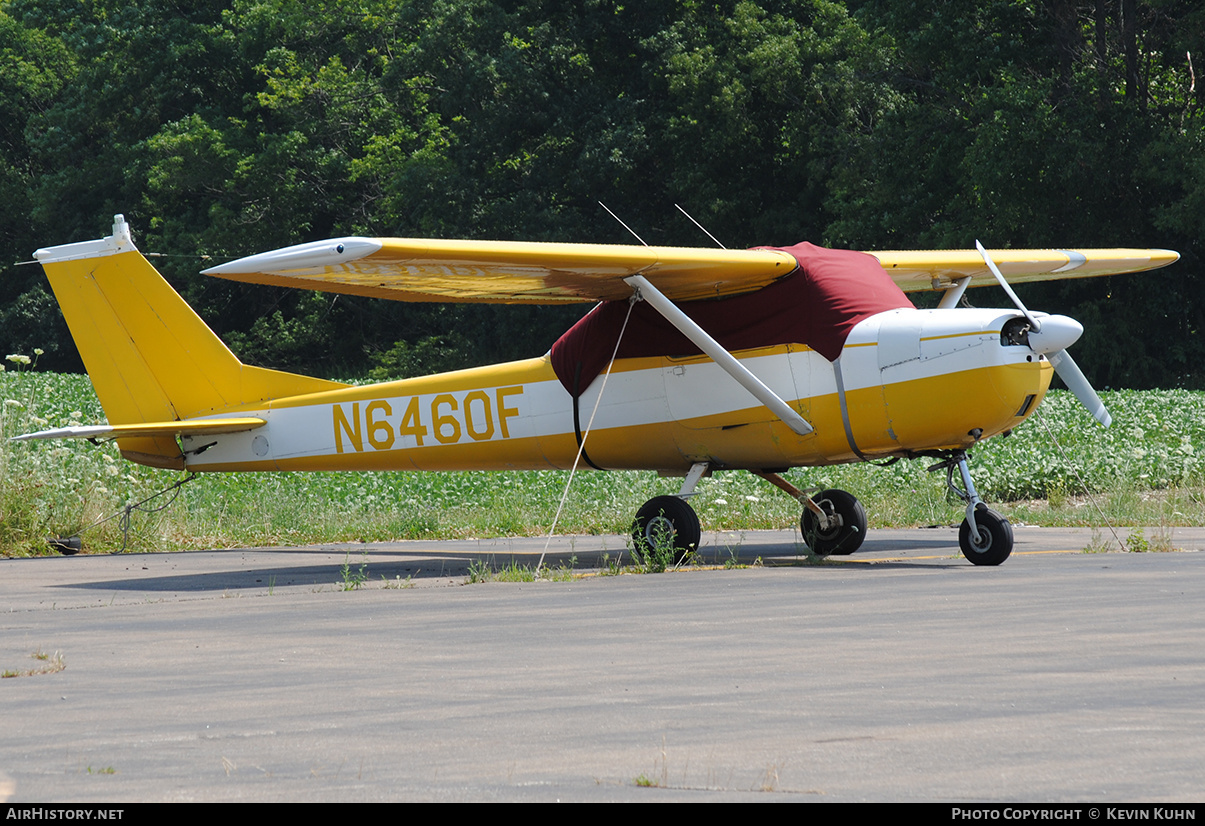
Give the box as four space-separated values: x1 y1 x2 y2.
959 504 1013 566
930 451 1014 566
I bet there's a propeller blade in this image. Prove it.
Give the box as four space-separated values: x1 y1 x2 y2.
1048 349 1112 427
976 240 1043 332
976 242 1109 425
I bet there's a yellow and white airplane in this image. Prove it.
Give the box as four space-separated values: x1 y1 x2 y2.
18 215 1178 565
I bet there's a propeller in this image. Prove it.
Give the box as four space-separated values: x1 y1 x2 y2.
976 241 1112 427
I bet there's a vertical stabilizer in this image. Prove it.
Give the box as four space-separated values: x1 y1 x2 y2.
35 215 345 467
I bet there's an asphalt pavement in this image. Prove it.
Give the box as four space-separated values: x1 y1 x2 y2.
3 526 1203 802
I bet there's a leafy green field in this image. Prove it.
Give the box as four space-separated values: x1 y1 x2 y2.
3 364 1204 557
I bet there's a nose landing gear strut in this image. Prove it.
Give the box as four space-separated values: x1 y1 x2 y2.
929 450 1013 566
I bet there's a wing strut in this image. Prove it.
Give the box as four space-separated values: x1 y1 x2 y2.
623 275 814 436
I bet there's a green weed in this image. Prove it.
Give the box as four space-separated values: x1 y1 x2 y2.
1 649 65 678
464 556 577 583
1150 530 1176 552
1083 530 1115 554
630 512 683 573
493 559 538 582
541 555 578 581
1126 525 1176 553
337 551 369 591
1047 479 1068 509
598 551 624 575
466 558 492 584
722 535 748 568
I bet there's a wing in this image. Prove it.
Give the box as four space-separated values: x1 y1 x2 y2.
202 237 1179 304
202 238 799 304
873 248 1180 292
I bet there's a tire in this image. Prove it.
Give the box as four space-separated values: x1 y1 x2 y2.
959 507 1013 566
631 495 700 566
800 489 867 556
49 536 81 556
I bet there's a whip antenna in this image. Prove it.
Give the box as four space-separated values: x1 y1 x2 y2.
598 201 648 246
675 204 727 249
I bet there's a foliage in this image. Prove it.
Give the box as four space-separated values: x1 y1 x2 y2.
6 369 1205 557
462 556 576 583
833 0 1205 387
629 528 676 573
1 1 1204 553
337 550 370 590
367 332 476 381
3 1 1197 385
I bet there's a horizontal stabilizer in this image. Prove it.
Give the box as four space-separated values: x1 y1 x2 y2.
12 417 266 443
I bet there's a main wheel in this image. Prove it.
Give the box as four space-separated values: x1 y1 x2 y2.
959 507 1013 566
801 489 867 556
631 495 700 565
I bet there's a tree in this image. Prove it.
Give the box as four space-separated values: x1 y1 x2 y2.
833 0 1204 386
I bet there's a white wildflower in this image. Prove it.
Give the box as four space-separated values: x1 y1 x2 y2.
5 354 30 365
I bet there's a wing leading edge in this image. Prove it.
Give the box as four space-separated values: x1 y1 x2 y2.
874 248 1180 292
202 238 799 303
202 237 1179 304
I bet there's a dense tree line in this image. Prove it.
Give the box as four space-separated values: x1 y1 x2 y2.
1 0 1201 387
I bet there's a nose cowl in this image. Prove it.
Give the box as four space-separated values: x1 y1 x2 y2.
1026 314 1083 355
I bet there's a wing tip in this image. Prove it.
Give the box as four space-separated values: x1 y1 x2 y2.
203 237 383 276
1153 249 1181 268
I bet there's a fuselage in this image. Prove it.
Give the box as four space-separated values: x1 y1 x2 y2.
179 306 1052 474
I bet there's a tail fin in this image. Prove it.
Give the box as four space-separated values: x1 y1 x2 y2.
35 215 344 467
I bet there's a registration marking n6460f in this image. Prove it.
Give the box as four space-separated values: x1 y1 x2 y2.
332 386 523 452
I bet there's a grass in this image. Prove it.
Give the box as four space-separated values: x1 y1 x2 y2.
629 514 685 573
4 366 1205 557
337 551 370 591
464 556 578 583
1 649 65 678
598 551 625 575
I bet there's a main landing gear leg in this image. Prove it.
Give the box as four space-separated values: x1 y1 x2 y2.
930 451 1013 566
754 471 867 557
631 462 707 563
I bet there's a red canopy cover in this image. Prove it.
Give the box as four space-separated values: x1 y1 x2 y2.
549 242 915 396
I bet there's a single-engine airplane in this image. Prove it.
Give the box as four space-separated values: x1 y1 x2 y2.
17 215 1178 564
